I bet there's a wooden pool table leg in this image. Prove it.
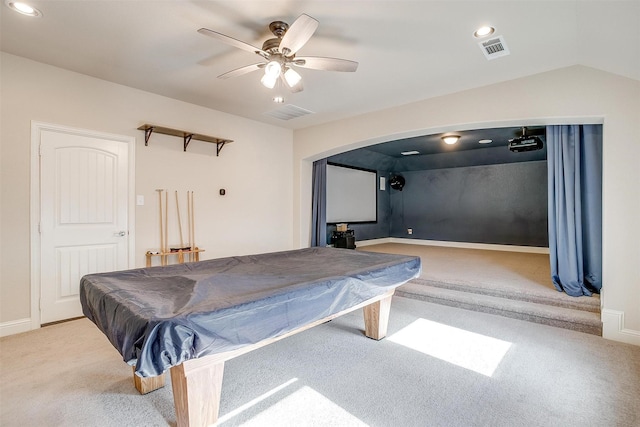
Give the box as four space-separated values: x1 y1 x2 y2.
170 360 225 427
131 289 394 424
133 367 166 394
363 292 393 340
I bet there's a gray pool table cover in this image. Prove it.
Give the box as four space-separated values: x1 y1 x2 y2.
80 247 421 377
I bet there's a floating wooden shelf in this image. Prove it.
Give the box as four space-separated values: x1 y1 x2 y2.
138 124 232 156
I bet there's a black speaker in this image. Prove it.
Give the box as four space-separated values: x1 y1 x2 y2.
390 175 405 191
332 230 356 249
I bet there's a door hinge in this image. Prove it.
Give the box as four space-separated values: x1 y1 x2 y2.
38 222 41 234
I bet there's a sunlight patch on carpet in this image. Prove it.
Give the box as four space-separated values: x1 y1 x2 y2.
217 378 299 424
236 385 367 426
388 318 512 377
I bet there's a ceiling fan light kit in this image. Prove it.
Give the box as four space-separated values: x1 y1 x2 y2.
198 13 358 97
264 61 282 77
261 73 278 89
284 68 302 87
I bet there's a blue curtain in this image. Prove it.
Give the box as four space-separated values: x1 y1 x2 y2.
547 125 602 296
311 159 327 247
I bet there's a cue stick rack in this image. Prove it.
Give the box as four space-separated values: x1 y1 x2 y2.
146 189 204 267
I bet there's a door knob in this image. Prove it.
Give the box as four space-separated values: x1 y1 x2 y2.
114 231 127 237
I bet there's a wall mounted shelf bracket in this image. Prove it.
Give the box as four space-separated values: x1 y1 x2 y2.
138 124 233 156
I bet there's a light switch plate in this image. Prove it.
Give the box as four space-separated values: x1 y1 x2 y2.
136 195 144 206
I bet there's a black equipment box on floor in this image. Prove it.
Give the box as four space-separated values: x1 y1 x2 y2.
332 230 356 249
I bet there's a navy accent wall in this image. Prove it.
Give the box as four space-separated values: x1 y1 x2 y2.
389 161 548 246
328 145 549 247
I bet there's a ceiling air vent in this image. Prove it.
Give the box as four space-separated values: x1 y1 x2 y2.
263 104 314 121
478 35 510 60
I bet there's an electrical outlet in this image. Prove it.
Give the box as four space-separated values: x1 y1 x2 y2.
407 228 413 235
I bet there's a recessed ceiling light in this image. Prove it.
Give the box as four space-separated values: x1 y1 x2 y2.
442 135 460 145
4 0 42 16
401 151 420 156
474 26 494 38
478 139 493 144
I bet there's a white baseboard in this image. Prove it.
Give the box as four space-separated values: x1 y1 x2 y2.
357 237 549 254
0 318 35 337
356 238 393 247
602 309 640 346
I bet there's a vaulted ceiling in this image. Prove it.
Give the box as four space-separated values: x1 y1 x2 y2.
2 1 638 130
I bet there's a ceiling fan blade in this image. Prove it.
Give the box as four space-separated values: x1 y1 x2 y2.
198 28 268 57
217 63 265 79
279 14 319 55
280 73 304 93
293 56 359 72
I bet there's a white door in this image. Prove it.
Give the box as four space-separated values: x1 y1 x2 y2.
39 128 130 324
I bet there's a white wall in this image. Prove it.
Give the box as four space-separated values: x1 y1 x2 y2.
3 54 638 345
293 66 640 345
0 53 294 332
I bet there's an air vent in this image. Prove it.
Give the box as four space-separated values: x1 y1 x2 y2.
478 35 510 60
263 104 314 120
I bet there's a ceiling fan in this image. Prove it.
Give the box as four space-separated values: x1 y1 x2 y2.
197 14 358 95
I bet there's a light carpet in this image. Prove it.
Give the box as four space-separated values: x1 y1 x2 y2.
1 297 638 427
360 244 557 294
359 244 601 334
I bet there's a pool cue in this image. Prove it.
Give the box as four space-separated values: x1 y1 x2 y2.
164 189 168 257
156 189 164 263
191 191 195 251
186 191 191 251
175 190 184 249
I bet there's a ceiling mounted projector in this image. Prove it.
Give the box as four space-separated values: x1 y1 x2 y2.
508 127 544 152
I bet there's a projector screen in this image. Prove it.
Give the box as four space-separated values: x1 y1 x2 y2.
326 164 377 223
